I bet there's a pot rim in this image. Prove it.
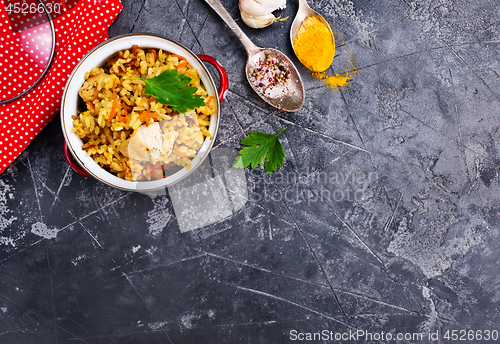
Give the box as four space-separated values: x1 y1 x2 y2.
61 33 221 192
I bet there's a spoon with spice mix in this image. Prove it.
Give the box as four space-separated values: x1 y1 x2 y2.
290 0 335 72
205 0 304 112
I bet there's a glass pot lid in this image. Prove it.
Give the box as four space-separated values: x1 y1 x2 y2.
0 0 56 104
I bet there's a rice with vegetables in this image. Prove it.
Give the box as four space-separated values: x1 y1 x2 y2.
71 46 216 181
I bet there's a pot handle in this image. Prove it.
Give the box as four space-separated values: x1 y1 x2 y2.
197 54 228 103
64 141 92 178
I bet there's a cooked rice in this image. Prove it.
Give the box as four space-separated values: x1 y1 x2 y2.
71 46 217 181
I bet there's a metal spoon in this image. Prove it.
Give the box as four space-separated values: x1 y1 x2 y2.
205 0 304 112
290 0 335 70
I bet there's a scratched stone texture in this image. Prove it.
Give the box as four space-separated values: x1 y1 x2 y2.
1 0 500 343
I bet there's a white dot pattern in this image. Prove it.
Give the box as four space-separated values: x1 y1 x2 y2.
0 0 123 173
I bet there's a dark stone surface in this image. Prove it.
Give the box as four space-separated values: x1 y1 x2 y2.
1 0 500 343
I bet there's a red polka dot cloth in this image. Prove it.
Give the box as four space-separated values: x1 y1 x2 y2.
0 0 122 175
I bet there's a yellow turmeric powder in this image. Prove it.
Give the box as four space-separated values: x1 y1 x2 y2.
292 16 335 72
313 66 356 89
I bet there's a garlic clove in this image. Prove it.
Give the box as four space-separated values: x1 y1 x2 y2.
239 0 286 17
239 0 286 29
241 12 276 28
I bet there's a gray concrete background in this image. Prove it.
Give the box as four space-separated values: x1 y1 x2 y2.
1 0 499 342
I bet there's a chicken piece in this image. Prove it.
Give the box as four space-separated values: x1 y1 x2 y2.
119 122 179 164
136 122 164 163
118 134 149 161
79 73 118 102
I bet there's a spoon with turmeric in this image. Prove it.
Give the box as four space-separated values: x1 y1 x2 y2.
290 0 335 72
205 0 304 112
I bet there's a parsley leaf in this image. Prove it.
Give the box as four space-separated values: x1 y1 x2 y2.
233 128 286 175
137 69 205 113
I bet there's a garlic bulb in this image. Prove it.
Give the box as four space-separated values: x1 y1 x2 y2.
239 0 287 29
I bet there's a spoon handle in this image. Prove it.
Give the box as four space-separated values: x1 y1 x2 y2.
204 0 260 55
298 0 308 10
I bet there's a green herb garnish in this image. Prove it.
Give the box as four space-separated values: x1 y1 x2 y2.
233 128 286 175
137 69 205 113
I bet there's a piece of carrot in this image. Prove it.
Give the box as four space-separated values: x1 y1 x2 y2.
138 111 149 120
206 96 215 107
138 111 159 121
108 98 119 121
173 145 188 158
176 59 187 69
118 109 128 123
132 45 138 56
92 88 99 101
139 111 151 120
174 55 188 69
150 164 164 180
